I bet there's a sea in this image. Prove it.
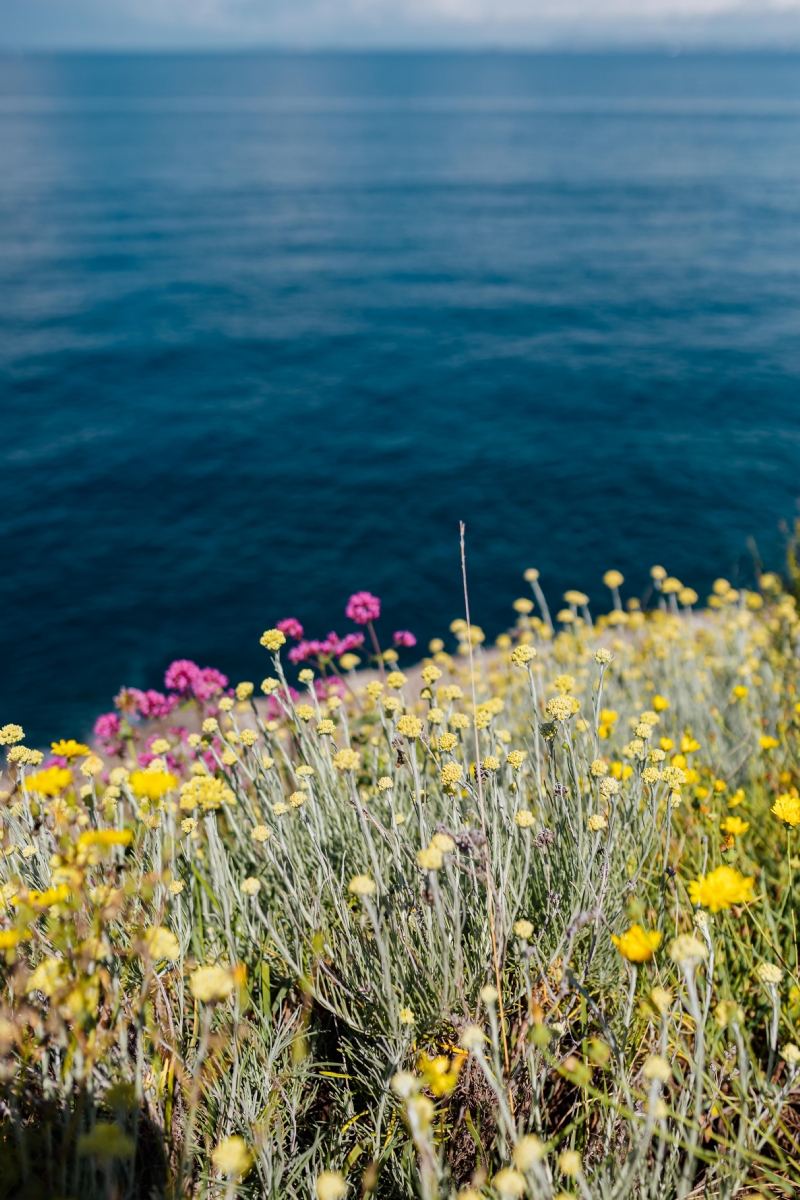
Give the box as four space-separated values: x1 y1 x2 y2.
2 51 800 744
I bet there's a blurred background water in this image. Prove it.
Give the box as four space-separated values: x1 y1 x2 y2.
2 51 800 744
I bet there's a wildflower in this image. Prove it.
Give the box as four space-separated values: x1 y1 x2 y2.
294 704 314 723
720 816 749 836
421 665 442 686
250 825 271 844
760 735 780 750
450 712 470 729
181 818 196 834
0 724 24 745
179 776 234 812
635 723 653 739
346 591 380 624
394 813 406 825
603 569 624 589
688 865 754 912
514 810 535 828
348 875 376 896
588 814 607 832
757 962 783 985
399 1006 415 1024
26 767 73 797
333 748 360 772
493 1168 526 1197
650 987 673 1015
513 919 534 939
315 1171 347 1200
511 643 536 666
643 1055 671 1082
506 750 526 769
417 846 443 870
393 630 416 648
143 926 181 961
612 925 662 963
714 1000 744 1027
261 677 280 694
168 880 185 895
317 719 336 736
668 935 708 966
78 829 132 849
460 1025 485 1051
289 791 306 808
482 755 500 771
130 769 178 801
642 767 660 785
27 957 65 996
559 1150 582 1177
599 777 620 799
396 714 422 740
386 671 408 689
427 707 444 724
212 1136 252 1177
781 1043 800 1065
260 629 286 652
51 739 89 758
546 696 574 721
594 647 612 665
513 1134 545 1169
772 793 800 826
190 965 235 1002
431 833 455 852
241 877 261 896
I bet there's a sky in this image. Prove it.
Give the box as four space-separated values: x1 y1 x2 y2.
3 0 800 50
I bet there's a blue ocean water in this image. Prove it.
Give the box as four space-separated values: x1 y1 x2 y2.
2 51 800 744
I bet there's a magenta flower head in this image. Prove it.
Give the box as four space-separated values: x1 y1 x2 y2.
277 617 304 640
393 631 417 648
192 667 228 702
164 659 200 695
93 712 121 740
134 689 179 720
346 591 381 625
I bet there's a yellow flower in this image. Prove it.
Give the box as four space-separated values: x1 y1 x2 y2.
760 735 780 750
514 1134 545 1169
295 704 315 722
431 833 455 853
348 874 376 896
546 695 574 721
0 724 24 745
190 965 235 1002
506 750 525 769
241 877 261 896
603 569 624 589
687 865 755 912
316 1171 347 1200
511 644 536 666
493 1168 526 1197
652 694 669 711
259 629 286 651
378 776 394 790
143 926 181 961
417 846 443 870
482 755 500 771
396 714 423 739
720 816 749 836
317 719 336 736
0 930 20 949
333 748 360 772
513 919 534 939
179 776 234 811
514 810 535 829
25 767 73 797
78 829 133 849
251 825 271 842
588 814 607 832
399 1006 415 1024
211 1136 252 1177
130 770 178 801
772 793 800 826
611 924 662 963
51 739 90 758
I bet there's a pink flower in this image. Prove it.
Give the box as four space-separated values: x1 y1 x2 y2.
335 632 365 655
393 631 417 648
345 591 381 625
132 689 179 720
191 667 228 702
288 639 323 664
93 712 121 739
277 618 304 640
164 659 200 695
315 676 346 700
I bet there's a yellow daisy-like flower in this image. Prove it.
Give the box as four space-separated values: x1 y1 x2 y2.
687 865 755 912
130 769 178 802
720 816 749 836
611 924 662 963
332 748 360 772
51 740 90 758
25 767 73 797
772 793 800 827
259 629 286 651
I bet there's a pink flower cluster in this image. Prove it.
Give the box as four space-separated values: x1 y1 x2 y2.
345 591 381 625
276 617 304 639
129 689 179 720
393 630 417 648
93 711 121 740
163 660 229 702
288 631 364 665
